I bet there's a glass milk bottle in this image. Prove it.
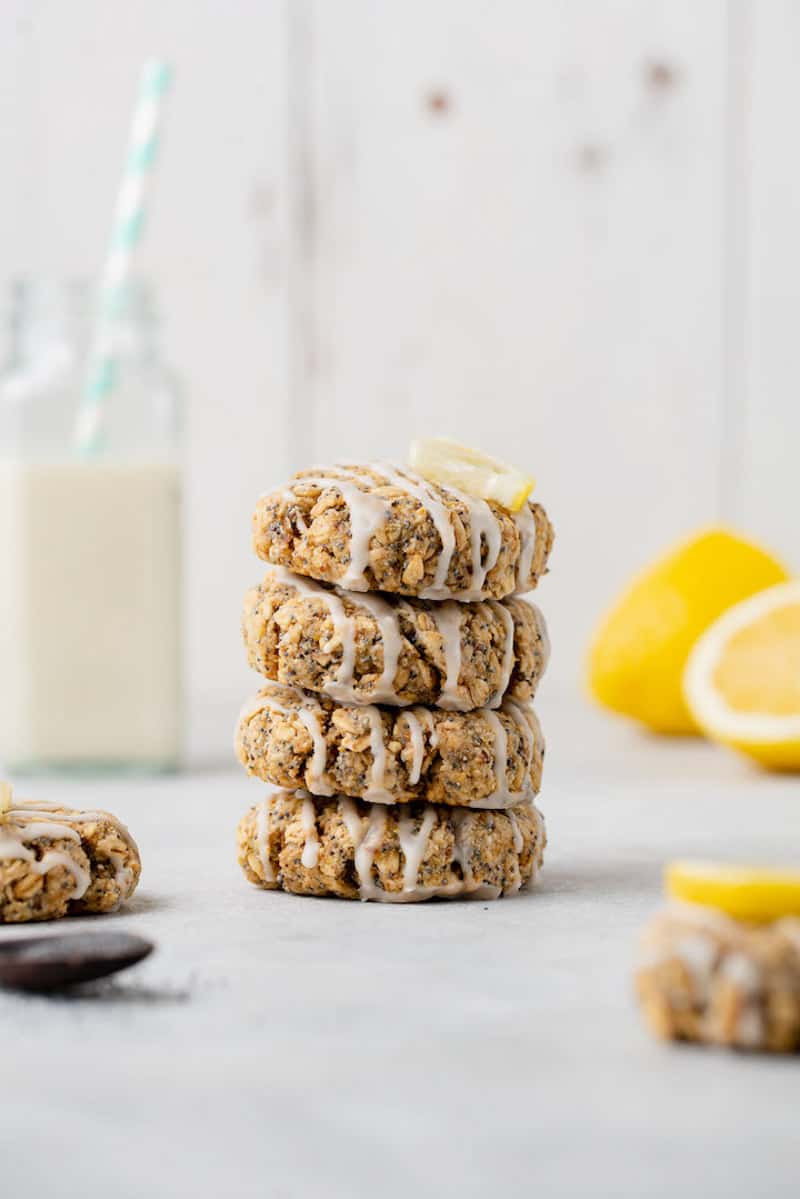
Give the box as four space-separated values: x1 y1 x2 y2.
0 280 182 771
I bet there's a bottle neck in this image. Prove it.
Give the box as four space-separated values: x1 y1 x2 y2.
9 279 159 367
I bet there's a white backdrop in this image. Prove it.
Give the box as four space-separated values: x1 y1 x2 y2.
1 0 797 759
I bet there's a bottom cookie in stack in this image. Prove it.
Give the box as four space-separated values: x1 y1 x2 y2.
237 791 546 903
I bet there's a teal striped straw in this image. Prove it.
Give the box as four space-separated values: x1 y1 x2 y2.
74 59 173 454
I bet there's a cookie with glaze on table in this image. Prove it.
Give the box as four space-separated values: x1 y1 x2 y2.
0 793 141 923
636 904 800 1053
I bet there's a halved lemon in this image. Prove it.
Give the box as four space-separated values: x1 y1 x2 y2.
409 438 535 513
684 580 800 769
666 860 800 922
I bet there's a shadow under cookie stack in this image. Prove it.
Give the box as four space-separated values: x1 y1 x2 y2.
235 462 554 903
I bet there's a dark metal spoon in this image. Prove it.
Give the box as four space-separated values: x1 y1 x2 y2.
0 930 154 992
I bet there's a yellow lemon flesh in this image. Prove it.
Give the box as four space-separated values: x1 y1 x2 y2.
587 528 788 734
666 860 800 923
684 581 800 769
409 438 535 513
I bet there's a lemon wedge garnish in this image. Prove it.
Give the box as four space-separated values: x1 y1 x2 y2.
587 528 788 735
684 581 800 769
409 438 534 513
666 860 800 923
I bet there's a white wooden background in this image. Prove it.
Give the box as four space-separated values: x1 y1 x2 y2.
0 0 797 760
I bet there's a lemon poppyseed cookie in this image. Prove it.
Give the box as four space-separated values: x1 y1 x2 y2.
236 682 543 808
636 903 800 1053
237 790 546 903
252 463 553 601
243 569 548 711
0 797 141 923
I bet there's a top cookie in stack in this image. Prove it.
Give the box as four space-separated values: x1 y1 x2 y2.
235 457 554 903
252 463 553 600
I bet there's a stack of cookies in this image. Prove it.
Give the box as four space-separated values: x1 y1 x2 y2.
235 462 554 903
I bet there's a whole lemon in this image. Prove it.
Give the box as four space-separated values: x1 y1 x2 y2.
587 528 789 734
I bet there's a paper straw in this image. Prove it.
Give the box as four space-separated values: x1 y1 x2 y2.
74 58 173 454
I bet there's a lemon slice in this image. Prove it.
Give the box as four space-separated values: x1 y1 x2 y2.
666 860 800 923
409 438 534 512
684 580 800 769
587 528 788 735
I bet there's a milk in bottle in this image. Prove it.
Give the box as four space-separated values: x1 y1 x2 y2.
0 281 182 770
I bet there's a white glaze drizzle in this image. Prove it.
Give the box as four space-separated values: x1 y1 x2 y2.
438 482 504 600
353 803 388 900
270 567 357 702
0 817 90 897
466 495 503 596
486 600 516 707
433 601 467 710
503 699 542 767
398 807 437 892
283 472 389 590
414 706 439 749
480 707 535 808
665 934 718 989
514 503 537 591
0 818 79 846
344 589 406 703
450 809 500 898
396 708 428 786
338 796 364 850
296 709 333 796
300 794 320 869
720 951 761 994
292 507 308 534
508 809 524 854
362 706 395 803
255 798 274 883
720 950 764 1048
239 684 334 796
6 800 138 851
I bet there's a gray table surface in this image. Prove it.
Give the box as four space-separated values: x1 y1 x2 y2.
2 693 798 1198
